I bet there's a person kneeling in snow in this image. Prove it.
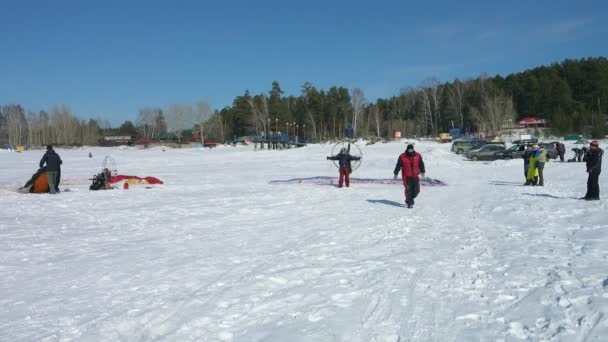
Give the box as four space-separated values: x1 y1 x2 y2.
393 144 425 208
327 147 360 188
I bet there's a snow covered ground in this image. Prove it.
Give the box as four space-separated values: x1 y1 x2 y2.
1 141 607 341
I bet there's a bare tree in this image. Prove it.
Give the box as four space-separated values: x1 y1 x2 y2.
351 88 365 137
247 96 266 135
3 105 27 147
81 119 101 145
166 102 213 146
419 86 434 135
369 105 383 138
137 108 156 140
470 92 516 135
49 105 80 145
449 79 471 129
193 101 213 146
136 107 164 140
166 104 193 143
419 78 442 135
27 111 37 147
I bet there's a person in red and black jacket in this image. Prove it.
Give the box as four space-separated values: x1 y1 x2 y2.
327 147 360 188
393 144 425 208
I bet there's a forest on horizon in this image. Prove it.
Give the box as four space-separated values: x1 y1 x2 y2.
1 56 607 147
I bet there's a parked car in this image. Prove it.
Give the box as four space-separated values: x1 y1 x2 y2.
511 138 538 145
451 140 487 154
497 141 558 160
497 144 529 159
497 140 537 159
466 143 506 161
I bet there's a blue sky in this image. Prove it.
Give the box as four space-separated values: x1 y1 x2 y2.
1 0 607 124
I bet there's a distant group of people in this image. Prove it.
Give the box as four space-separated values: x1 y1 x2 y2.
522 141 603 200
570 146 588 162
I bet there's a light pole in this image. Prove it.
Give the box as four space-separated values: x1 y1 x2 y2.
293 122 296 144
303 124 306 143
275 118 278 134
267 118 271 135
296 124 299 144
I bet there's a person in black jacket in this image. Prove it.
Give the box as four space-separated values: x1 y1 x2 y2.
327 147 361 188
582 140 603 200
39 145 63 194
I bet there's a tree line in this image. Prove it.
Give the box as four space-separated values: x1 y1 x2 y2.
1 57 607 147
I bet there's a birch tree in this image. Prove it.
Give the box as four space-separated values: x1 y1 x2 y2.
3 105 27 147
137 107 164 140
470 92 516 135
449 79 471 129
351 88 365 137
369 105 383 138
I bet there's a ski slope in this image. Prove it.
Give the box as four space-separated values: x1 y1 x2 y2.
1 141 607 341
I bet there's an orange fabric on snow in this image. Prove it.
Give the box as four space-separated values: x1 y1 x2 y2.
32 172 49 193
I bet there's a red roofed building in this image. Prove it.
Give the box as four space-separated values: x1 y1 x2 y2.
517 117 546 129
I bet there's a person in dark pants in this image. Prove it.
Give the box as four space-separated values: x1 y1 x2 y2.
523 145 533 184
393 144 426 208
327 147 360 188
575 147 587 162
39 145 63 194
582 141 603 200
556 142 565 162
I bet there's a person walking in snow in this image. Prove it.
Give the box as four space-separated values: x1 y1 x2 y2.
582 140 603 200
39 145 62 194
327 147 360 188
393 144 426 208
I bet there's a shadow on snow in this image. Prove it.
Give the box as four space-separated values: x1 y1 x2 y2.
366 199 404 208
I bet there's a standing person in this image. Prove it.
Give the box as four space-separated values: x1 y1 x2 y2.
39 145 62 194
523 145 533 184
582 141 603 200
526 145 540 185
536 143 548 186
556 142 565 162
327 146 360 188
576 147 587 162
393 144 426 208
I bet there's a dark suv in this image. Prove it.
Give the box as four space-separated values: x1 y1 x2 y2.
451 140 487 155
497 140 537 159
497 140 558 160
466 143 506 160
